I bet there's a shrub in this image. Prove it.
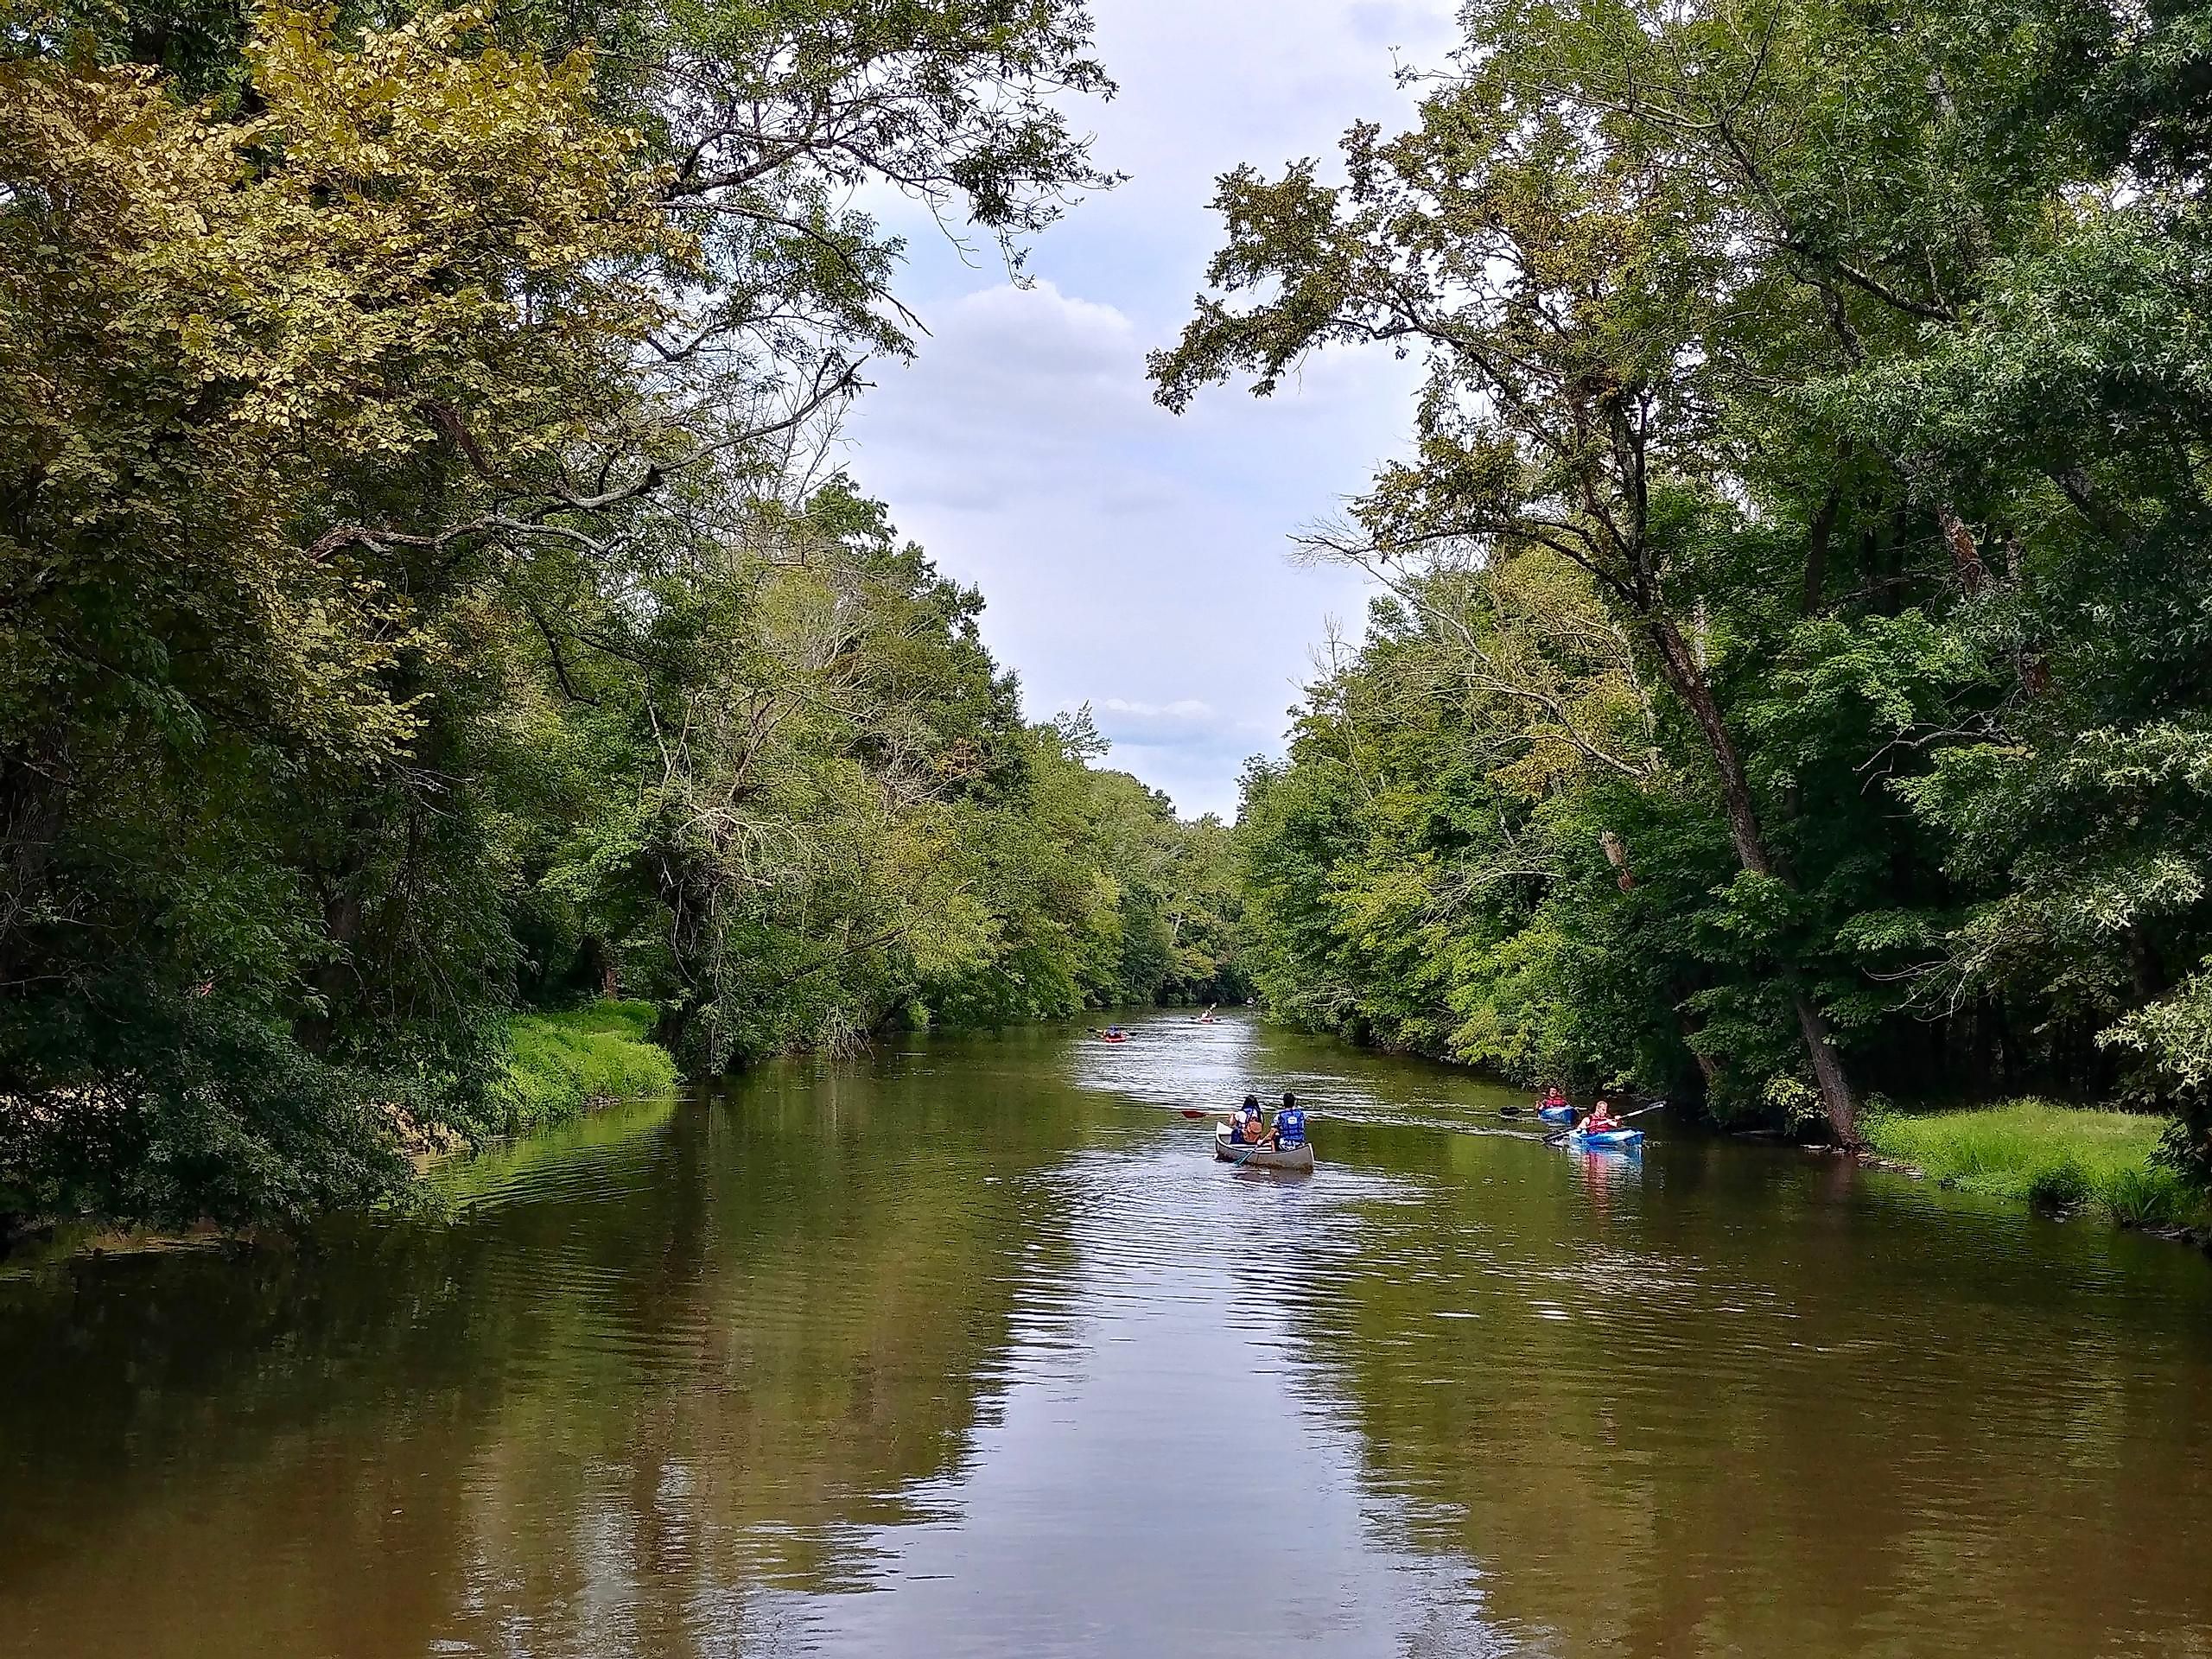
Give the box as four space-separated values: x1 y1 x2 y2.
2103 1166 2192 1230
2026 1159 2090 1213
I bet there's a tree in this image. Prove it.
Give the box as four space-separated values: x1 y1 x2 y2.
0 0 1124 1227
1152 13 1868 1135
1160 0 2212 1156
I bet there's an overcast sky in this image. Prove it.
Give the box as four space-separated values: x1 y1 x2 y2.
842 0 1462 819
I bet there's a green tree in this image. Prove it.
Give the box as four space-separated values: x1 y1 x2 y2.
0 0 1122 1228
1166 0 2212 1163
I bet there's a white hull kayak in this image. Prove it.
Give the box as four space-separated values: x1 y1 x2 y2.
1214 1125 1316 1172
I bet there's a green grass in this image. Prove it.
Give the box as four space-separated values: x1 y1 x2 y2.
499 999 680 1134
1863 1099 2204 1228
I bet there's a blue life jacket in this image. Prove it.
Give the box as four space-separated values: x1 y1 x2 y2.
1274 1105 1306 1147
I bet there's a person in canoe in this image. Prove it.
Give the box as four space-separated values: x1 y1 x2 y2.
1580 1098 1623 1135
1228 1093 1268 1143
1273 1091 1306 1149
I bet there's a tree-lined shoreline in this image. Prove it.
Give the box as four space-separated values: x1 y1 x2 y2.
1164 0 2212 1205
8 0 2212 1238
0 0 1253 1235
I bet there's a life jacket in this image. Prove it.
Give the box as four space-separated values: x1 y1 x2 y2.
1274 1104 1307 1147
1232 1103 1266 1142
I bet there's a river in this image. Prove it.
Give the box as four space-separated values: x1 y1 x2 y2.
3 1012 2209 1657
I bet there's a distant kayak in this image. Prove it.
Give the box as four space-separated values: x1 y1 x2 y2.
1562 1128 1643 1152
1214 1123 1316 1172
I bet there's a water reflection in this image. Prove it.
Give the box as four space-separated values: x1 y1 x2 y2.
0 1013 2208 1658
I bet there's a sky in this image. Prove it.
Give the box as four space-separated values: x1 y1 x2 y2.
842 0 1463 819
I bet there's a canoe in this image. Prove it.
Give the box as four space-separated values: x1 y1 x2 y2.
1537 1104 1575 1123
1561 1128 1643 1152
1214 1124 1317 1172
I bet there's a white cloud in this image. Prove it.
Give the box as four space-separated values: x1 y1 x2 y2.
1346 0 1457 48
856 280 1161 515
1098 697 1214 720
842 0 1462 817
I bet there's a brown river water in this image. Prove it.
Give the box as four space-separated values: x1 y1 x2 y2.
3 1012 2209 1657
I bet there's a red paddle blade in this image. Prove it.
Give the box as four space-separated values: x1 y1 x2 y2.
1179 1107 1211 1118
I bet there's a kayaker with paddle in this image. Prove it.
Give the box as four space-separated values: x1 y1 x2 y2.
1580 1098 1623 1135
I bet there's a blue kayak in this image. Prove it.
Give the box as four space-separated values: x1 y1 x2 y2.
1537 1104 1575 1123
1562 1128 1643 1152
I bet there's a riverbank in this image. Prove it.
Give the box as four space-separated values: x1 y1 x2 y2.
1862 1100 2207 1233
499 1000 679 1135
2 1001 677 1264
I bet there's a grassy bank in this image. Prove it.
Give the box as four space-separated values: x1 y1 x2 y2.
1863 1100 2205 1229
499 1000 679 1134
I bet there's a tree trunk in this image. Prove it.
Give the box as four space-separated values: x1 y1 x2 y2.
1936 506 1987 594
1646 613 1862 1146
1793 995 1859 1146
1802 485 1839 615
296 887 363 1056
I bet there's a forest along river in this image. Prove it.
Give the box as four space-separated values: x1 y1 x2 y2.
3 1015 2211 1658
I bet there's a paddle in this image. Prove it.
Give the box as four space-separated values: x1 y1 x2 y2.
1544 1101 1666 1146
1177 1102 1273 1166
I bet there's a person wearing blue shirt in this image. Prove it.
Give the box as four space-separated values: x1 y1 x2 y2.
1273 1091 1307 1149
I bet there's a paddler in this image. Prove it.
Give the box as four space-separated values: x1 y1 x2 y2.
1229 1093 1268 1144
1580 1099 1623 1135
1273 1091 1306 1149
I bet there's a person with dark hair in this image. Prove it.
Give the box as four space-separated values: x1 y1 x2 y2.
1229 1093 1268 1144
1273 1091 1306 1150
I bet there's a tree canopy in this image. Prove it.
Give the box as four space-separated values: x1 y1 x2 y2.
1158 0 2212 1173
0 0 1244 1230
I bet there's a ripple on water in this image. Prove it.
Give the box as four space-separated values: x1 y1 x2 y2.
2 1012 2209 1659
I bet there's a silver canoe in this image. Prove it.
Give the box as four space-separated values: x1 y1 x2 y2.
1214 1123 1317 1172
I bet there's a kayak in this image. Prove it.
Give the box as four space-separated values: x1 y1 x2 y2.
1561 1128 1643 1152
1537 1103 1575 1123
1214 1124 1317 1173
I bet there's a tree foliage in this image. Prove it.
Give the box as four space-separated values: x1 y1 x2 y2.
0 0 1238 1230
1162 0 2212 1172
